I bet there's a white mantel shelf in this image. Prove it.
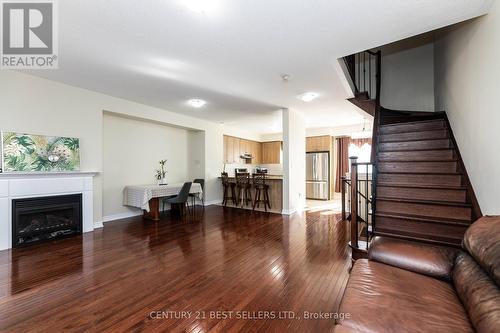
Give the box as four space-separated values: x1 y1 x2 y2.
0 171 99 178
0 172 97 251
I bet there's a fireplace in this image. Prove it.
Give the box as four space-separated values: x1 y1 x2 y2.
12 194 82 247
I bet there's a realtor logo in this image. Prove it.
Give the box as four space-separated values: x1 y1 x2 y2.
1 0 58 69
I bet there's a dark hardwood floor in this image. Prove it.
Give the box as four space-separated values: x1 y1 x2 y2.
0 206 351 332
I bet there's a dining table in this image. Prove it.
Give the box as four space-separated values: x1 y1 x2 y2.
123 183 203 221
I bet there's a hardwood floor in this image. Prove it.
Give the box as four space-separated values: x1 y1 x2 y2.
0 206 351 332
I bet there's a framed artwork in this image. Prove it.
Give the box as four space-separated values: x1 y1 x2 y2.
1 132 80 172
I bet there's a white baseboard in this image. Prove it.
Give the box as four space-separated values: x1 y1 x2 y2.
281 208 297 215
204 199 222 206
94 221 104 229
102 211 143 223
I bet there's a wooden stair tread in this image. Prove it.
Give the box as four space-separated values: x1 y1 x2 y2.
375 211 471 226
380 119 445 127
373 231 462 247
377 182 467 190
379 159 458 163
379 137 450 144
379 148 455 153
377 171 461 176
376 196 472 208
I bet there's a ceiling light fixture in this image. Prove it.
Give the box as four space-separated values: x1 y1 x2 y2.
351 119 372 139
298 92 319 102
187 98 207 108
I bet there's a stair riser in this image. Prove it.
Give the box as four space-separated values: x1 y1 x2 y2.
375 217 467 243
380 120 446 134
377 187 467 203
378 150 455 161
377 173 462 186
380 129 448 142
379 139 452 151
376 200 471 220
378 161 457 173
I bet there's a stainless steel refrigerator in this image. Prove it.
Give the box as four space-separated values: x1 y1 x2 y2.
306 152 330 200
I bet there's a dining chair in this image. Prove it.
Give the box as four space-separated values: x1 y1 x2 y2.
163 182 192 218
188 178 205 213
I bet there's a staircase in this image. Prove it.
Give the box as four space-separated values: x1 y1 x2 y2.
341 49 482 249
373 112 482 247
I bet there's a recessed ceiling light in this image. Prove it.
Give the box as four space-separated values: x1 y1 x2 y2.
298 92 319 102
187 98 207 108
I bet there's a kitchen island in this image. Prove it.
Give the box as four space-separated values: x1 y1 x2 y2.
219 175 283 213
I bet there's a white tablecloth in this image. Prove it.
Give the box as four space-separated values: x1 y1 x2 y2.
123 183 203 212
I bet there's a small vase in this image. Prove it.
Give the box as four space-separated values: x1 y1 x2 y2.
158 177 167 186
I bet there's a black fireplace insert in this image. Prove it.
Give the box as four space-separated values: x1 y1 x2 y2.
12 194 82 247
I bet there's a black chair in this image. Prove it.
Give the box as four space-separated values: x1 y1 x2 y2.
163 182 192 218
188 178 205 213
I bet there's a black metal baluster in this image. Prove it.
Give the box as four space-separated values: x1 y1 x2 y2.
369 54 372 98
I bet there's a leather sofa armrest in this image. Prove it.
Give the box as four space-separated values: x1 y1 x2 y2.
368 236 459 281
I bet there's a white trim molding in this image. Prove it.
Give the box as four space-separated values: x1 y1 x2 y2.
0 172 97 250
102 210 142 223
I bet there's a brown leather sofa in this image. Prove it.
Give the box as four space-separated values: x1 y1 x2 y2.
335 216 500 333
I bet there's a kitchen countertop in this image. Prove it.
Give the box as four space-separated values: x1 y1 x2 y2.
220 175 283 180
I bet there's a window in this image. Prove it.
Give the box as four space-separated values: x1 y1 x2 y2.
349 142 372 174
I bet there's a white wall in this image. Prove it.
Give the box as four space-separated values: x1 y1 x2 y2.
0 71 232 225
282 109 306 214
102 113 191 219
434 1 500 215
380 39 436 111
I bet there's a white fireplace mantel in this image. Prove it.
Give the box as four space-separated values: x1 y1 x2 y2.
0 171 98 250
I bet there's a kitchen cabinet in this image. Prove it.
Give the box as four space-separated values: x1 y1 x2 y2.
232 137 241 163
306 136 332 152
224 135 263 164
252 141 262 164
224 135 233 163
262 141 282 164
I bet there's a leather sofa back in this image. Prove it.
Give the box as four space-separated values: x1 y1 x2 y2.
462 216 500 286
453 216 500 333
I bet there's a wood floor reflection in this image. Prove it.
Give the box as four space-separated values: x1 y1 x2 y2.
0 206 351 332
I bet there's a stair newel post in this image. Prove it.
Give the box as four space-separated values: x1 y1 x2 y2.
341 176 346 221
350 156 359 249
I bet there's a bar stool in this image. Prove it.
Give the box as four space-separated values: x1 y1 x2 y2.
235 172 252 207
252 173 271 212
221 172 236 206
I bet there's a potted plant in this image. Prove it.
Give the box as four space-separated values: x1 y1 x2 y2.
155 159 167 185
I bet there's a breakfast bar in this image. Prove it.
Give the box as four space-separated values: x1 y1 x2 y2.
219 175 283 214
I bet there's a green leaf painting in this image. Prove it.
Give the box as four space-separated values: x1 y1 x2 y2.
2 132 80 172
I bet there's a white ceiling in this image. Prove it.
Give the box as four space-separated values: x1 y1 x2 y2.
27 0 492 133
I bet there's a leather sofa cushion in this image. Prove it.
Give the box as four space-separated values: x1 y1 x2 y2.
337 259 473 333
369 236 458 281
462 216 500 286
453 252 500 333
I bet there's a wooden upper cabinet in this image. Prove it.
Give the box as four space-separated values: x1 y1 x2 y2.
252 141 262 164
233 137 241 163
224 135 233 163
262 141 282 164
306 136 332 152
224 135 263 164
